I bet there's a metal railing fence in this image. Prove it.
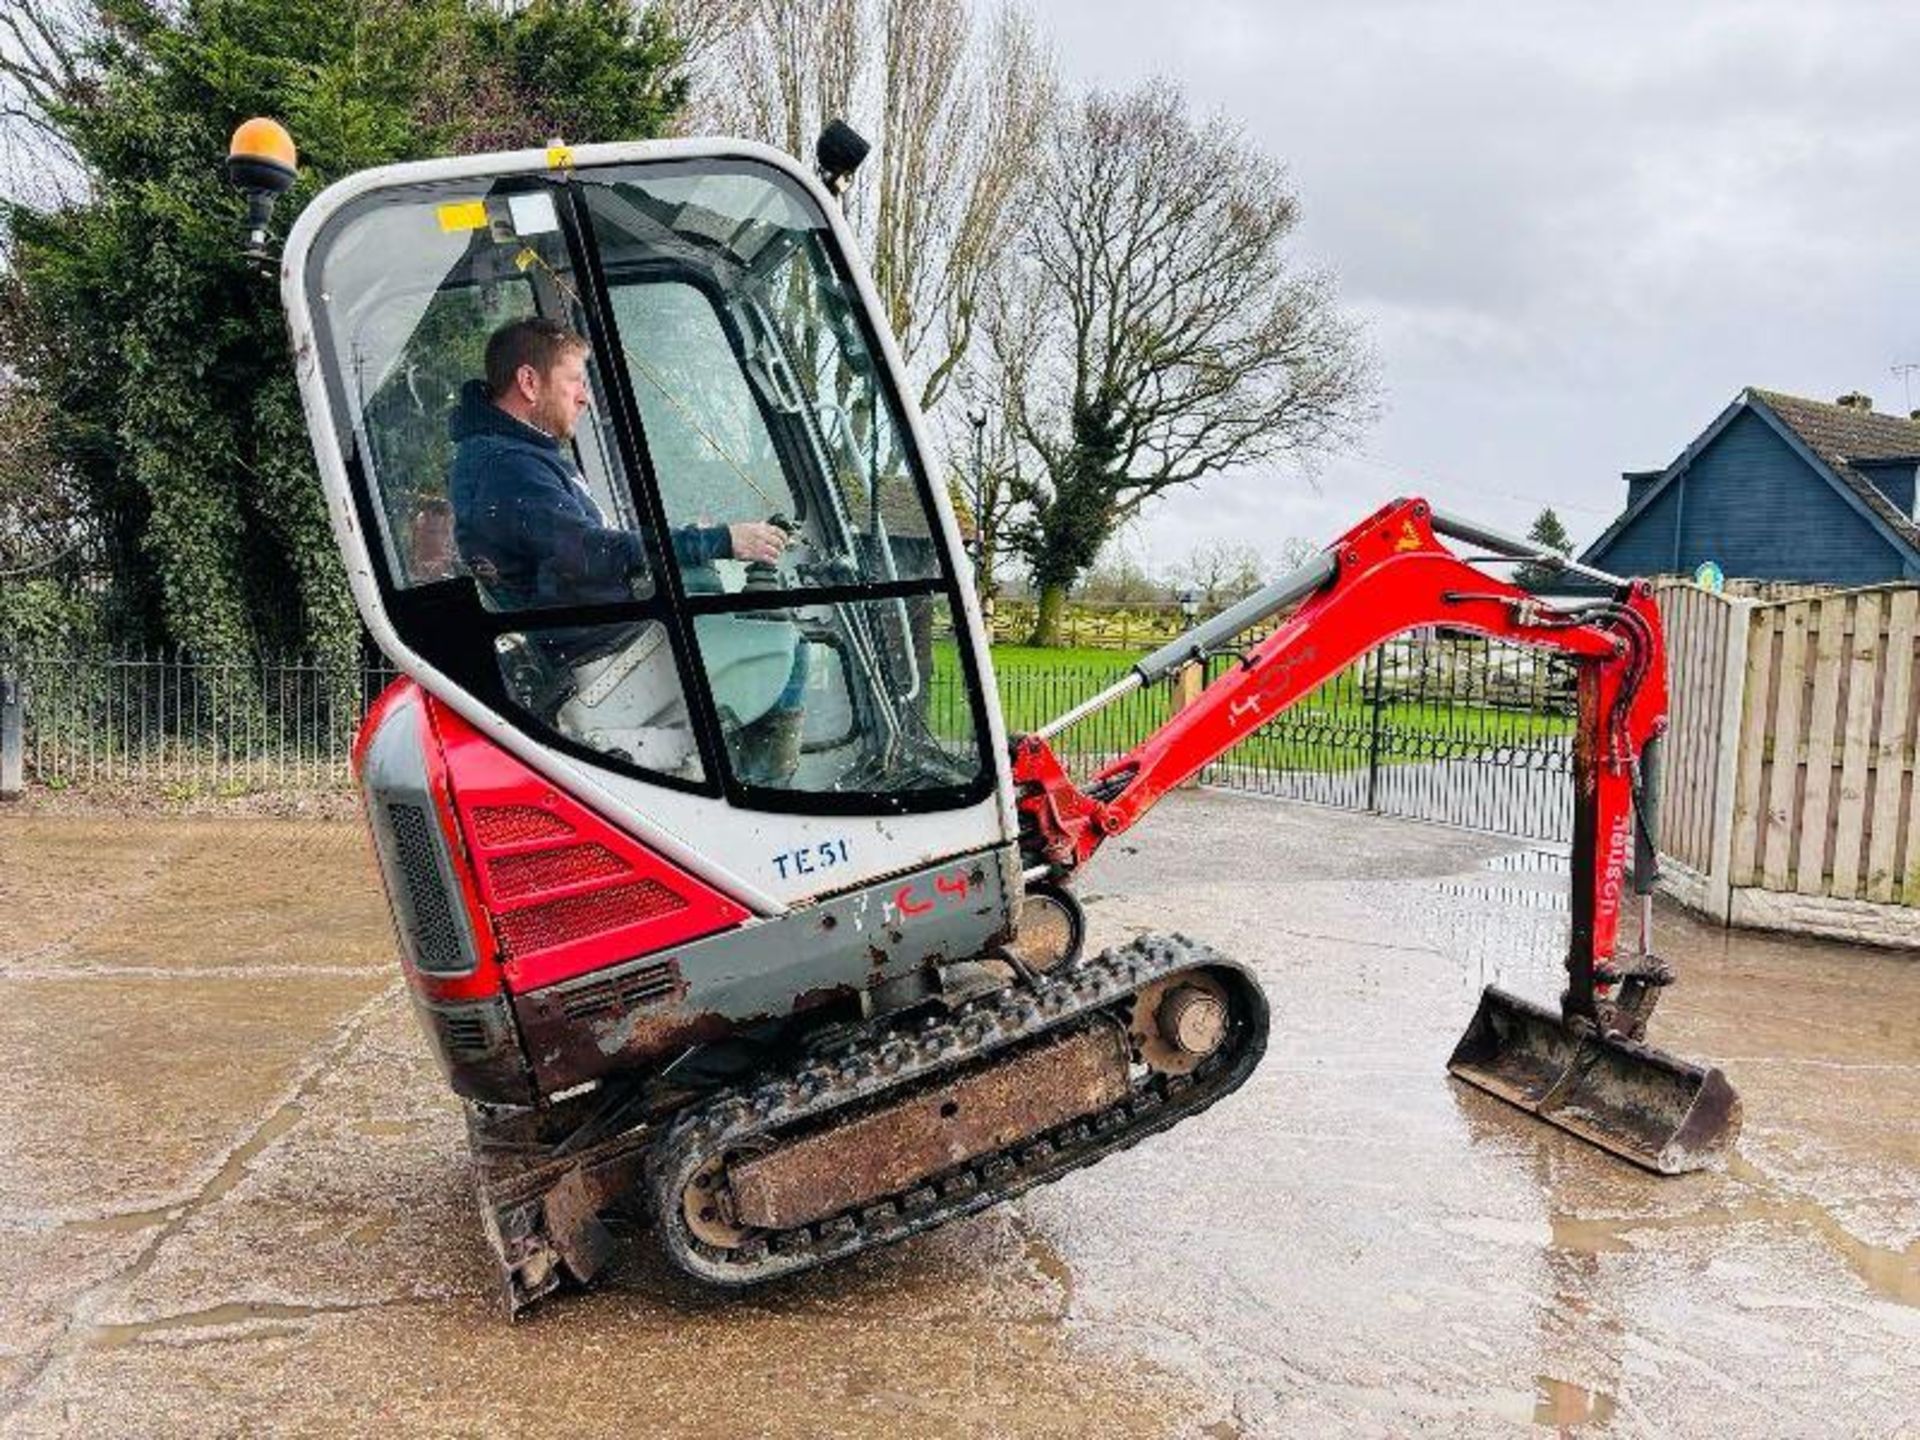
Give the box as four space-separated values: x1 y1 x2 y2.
4 632 1576 842
1199 633 1577 843
3 649 398 792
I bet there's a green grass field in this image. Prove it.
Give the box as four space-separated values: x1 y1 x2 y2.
926 641 1572 775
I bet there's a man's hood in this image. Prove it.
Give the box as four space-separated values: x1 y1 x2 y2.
447 379 561 451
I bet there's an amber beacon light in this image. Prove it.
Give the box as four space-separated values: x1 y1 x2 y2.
226 118 298 262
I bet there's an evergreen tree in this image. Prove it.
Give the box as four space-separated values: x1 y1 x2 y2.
0 0 687 665
1515 506 1575 590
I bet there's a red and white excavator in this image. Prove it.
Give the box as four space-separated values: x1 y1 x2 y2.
231 118 1740 1315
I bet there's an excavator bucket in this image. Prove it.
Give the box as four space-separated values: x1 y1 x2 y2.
1447 987 1741 1174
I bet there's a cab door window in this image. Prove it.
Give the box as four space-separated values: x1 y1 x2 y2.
611 281 795 551
579 161 989 808
311 181 703 784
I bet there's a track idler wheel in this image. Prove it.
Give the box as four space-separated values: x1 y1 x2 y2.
1130 972 1231 1076
681 1150 759 1250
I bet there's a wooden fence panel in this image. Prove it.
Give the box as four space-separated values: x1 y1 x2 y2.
1654 582 1732 875
1730 604 1776 887
1709 585 1920 904
1794 599 1847 895
1829 591 1880 897
1760 602 1811 891
1865 590 1917 901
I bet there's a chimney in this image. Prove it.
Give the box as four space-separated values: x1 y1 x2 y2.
1836 391 1874 412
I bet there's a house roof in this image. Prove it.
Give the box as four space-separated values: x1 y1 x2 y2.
1581 388 1920 570
1750 390 1920 550
1753 390 1920 464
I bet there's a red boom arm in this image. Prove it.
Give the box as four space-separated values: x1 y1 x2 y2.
1011 497 1669 1020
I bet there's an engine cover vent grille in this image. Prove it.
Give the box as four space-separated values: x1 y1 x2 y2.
488 843 629 899
560 960 686 1021
424 699 749 993
438 1010 492 1059
386 801 464 974
471 804 574 846
497 880 689 957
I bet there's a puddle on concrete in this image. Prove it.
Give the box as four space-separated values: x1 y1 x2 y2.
357 1119 416 1139
88 1300 371 1350
344 1215 396 1247
59 1206 177 1237
1430 848 1575 912
200 1103 306 1207
1486 1375 1617 1428
1434 879 1570 912
1533 1374 1616 1426
1485 850 1571 876
1547 1160 1920 1309
1548 1214 1635 1256
1723 1156 1920 1307
1015 1217 1076 1316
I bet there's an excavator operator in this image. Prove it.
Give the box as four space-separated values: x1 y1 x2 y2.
450 318 808 787
448 317 787 607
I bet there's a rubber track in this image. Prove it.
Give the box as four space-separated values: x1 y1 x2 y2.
645 932 1271 1287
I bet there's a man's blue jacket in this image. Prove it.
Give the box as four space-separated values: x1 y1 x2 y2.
448 380 731 608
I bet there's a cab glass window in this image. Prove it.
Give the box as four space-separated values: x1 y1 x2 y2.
496 620 703 782
314 184 648 606
611 281 793 535
693 595 978 798
312 181 709 785
581 168 944 594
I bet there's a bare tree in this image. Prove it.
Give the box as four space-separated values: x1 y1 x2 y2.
1173 541 1266 611
991 80 1376 645
943 280 1042 604
0 0 92 208
684 0 1053 413
1077 546 1164 605
671 0 862 154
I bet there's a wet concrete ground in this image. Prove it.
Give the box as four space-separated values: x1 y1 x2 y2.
0 793 1914 1437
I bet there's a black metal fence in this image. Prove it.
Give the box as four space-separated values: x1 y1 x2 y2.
1000 632 1577 843
0 649 398 793
3 631 1576 842
1200 634 1576 843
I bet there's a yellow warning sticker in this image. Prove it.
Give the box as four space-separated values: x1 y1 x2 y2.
436 200 488 232
545 144 575 171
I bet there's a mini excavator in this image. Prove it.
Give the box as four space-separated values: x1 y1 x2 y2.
230 119 1740 1315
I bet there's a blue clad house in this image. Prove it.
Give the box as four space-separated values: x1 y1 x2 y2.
1580 389 1920 585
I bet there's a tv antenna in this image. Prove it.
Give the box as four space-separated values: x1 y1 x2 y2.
1894 362 1920 414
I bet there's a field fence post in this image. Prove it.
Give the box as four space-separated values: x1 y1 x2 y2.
1173 660 1205 787
1 667 24 800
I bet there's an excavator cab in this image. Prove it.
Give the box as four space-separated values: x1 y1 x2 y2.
292 148 998 851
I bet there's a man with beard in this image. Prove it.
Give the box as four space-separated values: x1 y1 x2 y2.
450 317 806 785
449 317 787 608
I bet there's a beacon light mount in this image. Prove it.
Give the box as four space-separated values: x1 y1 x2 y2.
226 117 298 264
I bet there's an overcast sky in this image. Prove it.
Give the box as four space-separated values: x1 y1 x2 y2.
1036 0 1920 573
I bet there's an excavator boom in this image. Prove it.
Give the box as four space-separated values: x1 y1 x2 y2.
1013 496 1741 1173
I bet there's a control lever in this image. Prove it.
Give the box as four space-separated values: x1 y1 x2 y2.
742 513 800 594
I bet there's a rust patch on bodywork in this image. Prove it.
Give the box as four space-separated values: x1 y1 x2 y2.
727 1024 1130 1231
520 994 735 1090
